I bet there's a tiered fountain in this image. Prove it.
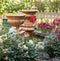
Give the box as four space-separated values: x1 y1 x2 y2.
19 10 38 36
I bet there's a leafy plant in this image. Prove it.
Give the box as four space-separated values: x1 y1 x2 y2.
0 0 36 14
0 26 9 36
0 0 25 14
34 0 60 12
0 27 39 61
44 32 60 58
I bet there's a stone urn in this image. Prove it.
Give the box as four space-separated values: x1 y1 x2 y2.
6 13 25 28
21 10 38 21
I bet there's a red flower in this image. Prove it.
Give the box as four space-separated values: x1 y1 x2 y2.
38 22 54 30
56 18 60 21
42 22 47 27
57 33 60 39
38 23 43 28
46 26 51 29
57 18 60 24
45 23 54 30
29 16 37 23
53 18 60 25
53 18 57 25
54 28 59 33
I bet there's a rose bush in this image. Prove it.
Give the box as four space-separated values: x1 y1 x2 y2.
37 22 54 34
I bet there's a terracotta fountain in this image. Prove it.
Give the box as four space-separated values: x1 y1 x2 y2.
18 10 38 36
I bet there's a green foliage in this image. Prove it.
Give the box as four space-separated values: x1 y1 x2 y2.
45 41 60 58
0 48 4 60
0 31 39 61
0 0 60 14
44 32 60 58
0 0 25 14
0 26 9 36
0 29 43 61
34 0 60 12
0 0 35 14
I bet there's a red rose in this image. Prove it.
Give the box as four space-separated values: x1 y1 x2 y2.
53 18 60 25
53 18 57 25
45 23 50 29
54 28 59 33
46 26 51 29
50 24 55 28
57 18 60 24
42 22 47 27
57 33 60 39
38 23 43 28
29 16 37 23
57 18 60 21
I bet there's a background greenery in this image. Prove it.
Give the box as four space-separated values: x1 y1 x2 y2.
0 0 60 14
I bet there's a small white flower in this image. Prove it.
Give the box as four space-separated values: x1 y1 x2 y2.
29 40 34 45
45 36 49 38
23 45 28 49
9 27 16 33
3 48 8 52
0 34 7 40
4 56 8 60
3 48 8 53
35 42 45 50
39 45 44 50
38 42 44 46
18 43 22 48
